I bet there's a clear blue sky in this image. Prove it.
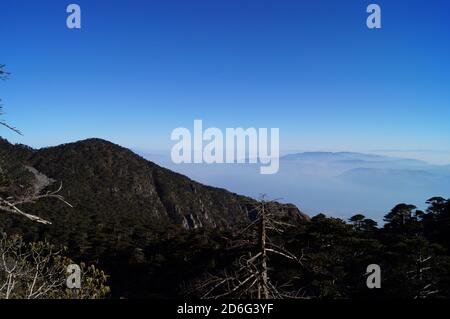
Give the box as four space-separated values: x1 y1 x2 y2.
1 0 450 157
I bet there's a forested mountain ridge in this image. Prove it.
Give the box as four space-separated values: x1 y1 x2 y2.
0 137 308 297
0 137 308 229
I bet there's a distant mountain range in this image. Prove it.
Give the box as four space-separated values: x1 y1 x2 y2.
140 151 450 221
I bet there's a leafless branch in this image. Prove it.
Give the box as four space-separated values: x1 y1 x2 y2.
187 196 306 299
0 182 72 225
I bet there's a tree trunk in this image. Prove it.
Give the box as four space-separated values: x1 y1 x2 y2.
258 202 269 299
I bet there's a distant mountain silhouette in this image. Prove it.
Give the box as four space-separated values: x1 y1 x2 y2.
281 152 430 167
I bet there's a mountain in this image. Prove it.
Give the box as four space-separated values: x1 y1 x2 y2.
1 138 308 298
0 138 307 230
281 152 430 169
282 152 390 162
0 137 308 296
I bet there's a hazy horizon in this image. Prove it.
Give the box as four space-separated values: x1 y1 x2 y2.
134 148 450 222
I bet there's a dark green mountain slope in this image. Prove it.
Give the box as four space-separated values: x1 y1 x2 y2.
20 138 306 228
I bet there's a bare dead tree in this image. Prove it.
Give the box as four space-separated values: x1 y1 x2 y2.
187 196 306 299
406 251 439 299
0 234 67 298
0 66 21 135
0 181 73 225
0 110 21 136
0 233 110 299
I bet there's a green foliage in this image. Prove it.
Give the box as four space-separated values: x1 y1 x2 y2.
64 263 110 299
0 234 110 299
181 199 450 299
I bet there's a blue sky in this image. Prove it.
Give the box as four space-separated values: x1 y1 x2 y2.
1 0 450 161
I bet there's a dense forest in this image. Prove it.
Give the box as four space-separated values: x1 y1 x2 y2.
2 194 450 299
